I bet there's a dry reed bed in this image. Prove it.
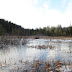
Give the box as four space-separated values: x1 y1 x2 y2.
0 36 27 48
0 59 72 72
27 45 55 49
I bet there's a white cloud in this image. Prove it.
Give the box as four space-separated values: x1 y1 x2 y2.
33 0 38 4
66 0 72 11
62 0 67 8
64 0 72 25
43 3 48 9
0 0 72 29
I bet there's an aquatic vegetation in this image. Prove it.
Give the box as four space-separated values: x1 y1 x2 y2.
0 59 72 72
0 36 27 48
28 45 55 49
19 59 23 63
49 45 55 49
0 38 72 72
30 60 72 72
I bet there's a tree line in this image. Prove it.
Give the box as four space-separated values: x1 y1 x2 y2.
0 19 72 36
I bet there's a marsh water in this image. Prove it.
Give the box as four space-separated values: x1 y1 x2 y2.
0 38 72 72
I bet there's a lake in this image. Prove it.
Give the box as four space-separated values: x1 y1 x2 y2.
0 38 72 72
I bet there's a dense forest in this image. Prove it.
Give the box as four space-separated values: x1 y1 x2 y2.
0 19 72 36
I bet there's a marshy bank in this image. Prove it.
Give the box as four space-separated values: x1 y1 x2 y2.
0 36 72 72
0 36 28 48
20 36 72 40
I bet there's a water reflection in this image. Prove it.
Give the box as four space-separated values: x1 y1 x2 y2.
0 39 72 71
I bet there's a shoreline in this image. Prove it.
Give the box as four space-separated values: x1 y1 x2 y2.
23 36 72 40
0 36 72 40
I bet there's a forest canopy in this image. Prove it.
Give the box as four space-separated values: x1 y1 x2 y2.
0 19 72 36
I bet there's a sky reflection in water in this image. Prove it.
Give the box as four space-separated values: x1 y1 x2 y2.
0 39 72 65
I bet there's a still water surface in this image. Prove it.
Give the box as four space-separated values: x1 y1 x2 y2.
0 39 72 71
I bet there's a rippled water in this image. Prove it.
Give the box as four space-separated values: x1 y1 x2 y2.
0 39 72 72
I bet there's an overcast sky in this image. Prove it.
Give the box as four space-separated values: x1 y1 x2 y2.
0 0 72 29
